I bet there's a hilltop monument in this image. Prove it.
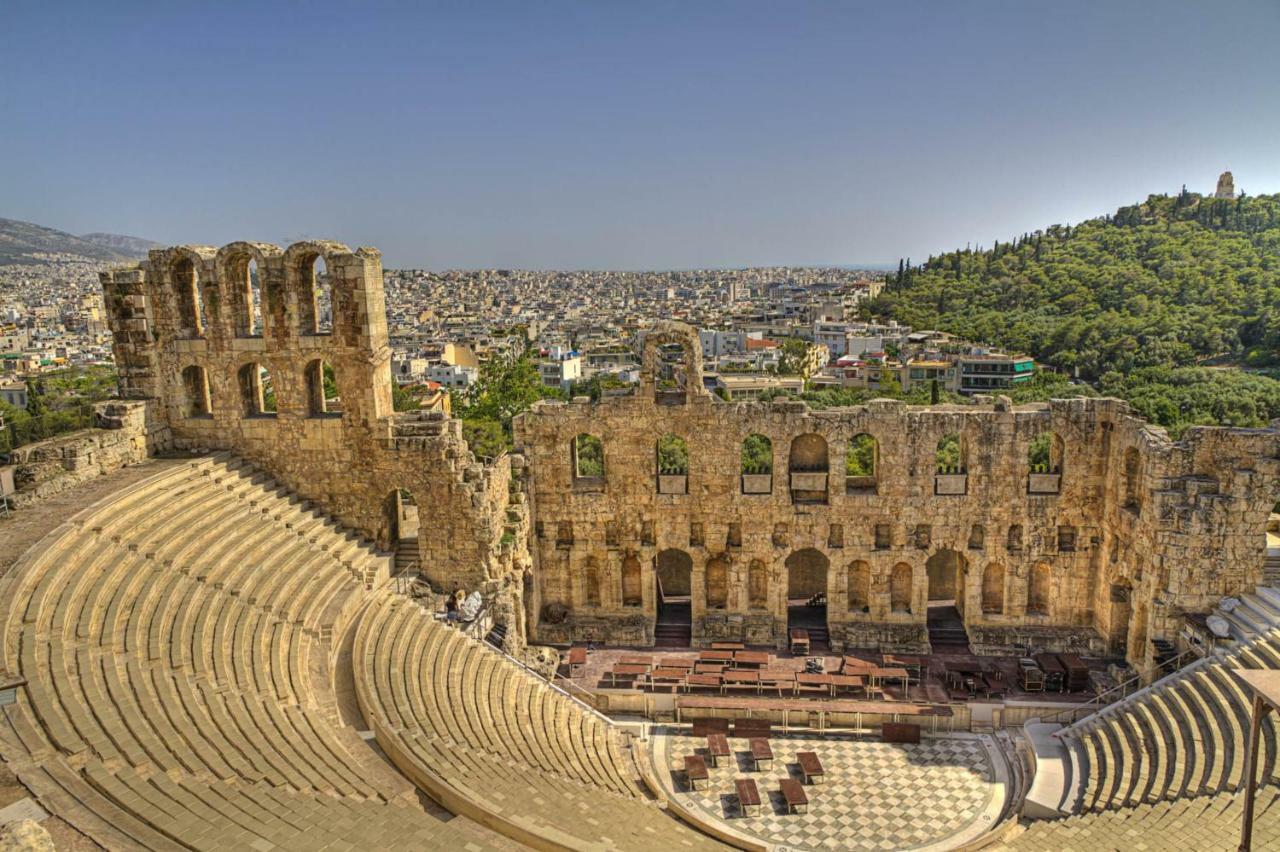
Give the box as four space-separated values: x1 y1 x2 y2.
1215 170 1236 199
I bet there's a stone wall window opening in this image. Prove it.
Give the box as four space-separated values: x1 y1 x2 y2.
556 521 574 547
847 560 871 613
231 254 264 338
934 432 967 495
1028 431 1064 494
846 433 877 493
573 433 605 483
655 342 690 405
1007 524 1023 551
300 253 333 335
621 554 642 607
238 362 277 417
785 548 829 634
173 257 207 339
874 522 892 550
1124 447 1141 511
1057 525 1077 552
656 433 689 494
748 559 768 610
981 562 1005 614
181 365 212 418
741 433 773 494
656 549 693 630
705 555 729 610
968 524 985 551
381 488 419 548
1028 562 1052 616
726 522 742 549
890 562 913 613
305 359 341 418
789 433 829 504
925 548 967 618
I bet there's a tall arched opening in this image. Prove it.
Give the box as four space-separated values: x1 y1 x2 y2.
785 548 830 648
926 548 970 652
381 488 419 566
655 549 693 647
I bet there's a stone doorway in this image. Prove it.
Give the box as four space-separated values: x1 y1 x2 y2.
382 489 419 572
1109 581 1133 656
655 549 693 647
926 549 971 653
786 548 830 650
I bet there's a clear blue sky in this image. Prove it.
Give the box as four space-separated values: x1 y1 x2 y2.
3 1 1278 269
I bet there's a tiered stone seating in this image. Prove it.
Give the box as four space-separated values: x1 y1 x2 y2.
0 454 504 850
354 594 723 850
1060 612 1280 815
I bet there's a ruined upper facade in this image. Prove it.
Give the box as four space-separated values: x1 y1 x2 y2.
100 247 1280 670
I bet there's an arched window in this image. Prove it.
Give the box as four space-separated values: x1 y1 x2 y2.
890 563 913 613
181 365 211 417
846 433 877 493
656 434 689 494
573 433 604 479
299 254 332 335
238 362 276 417
1124 447 1141 510
936 433 963 473
1028 432 1064 493
1028 562 1051 616
305 359 340 417
584 558 601 607
968 524 985 550
621 554 642 607
847 560 870 613
982 563 1005 614
230 255 264 338
1007 524 1023 551
741 433 773 494
789 433 829 504
748 559 768 609
705 555 728 609
173 257 206 338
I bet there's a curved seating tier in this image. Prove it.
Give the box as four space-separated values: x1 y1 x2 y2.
354 593 724 850
0 454 502 850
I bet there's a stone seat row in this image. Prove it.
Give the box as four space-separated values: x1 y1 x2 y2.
1064 621 1280 813
354 594 725 850
1 455 492 850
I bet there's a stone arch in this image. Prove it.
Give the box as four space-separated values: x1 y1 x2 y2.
1028 562 1052 616
1027 431 1064 474
981 562 1005 614
305 359 340 417
656 549 692 600
180 365 211 418
1007 524 1023 551
705 554 729 609
216 242 279 338
846 433 877 493
785 548 829 601
284 240 349 336
237 362 276 417
846 560 870 613
747 559 768 610
171 253 208 338
890 563 913 613
789 433 829 504
968 524 985 550
621 553 642 607
572 433 604 479
926 549 967 602
639 321 706 404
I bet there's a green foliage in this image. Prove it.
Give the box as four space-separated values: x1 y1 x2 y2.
1096 367 1280 438
656 433 689 475
879 192 1280 381
776 338 811 376
846 433 876 477
461 418 508 459
391 381 417 412
741 433 773 474
574 433 604 476
936 433 962 473
454 352 565 441
1027 432 1054 473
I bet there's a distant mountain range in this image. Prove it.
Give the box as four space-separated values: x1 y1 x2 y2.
0 217 160 264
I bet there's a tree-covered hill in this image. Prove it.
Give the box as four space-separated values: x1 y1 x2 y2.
873 191 1280 379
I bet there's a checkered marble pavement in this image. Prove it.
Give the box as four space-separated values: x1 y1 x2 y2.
659 730 999 851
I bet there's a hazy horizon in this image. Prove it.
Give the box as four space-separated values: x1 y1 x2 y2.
3 1 1278 269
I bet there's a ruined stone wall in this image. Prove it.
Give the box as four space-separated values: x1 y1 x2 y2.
100 243 520 596
514 321 1280 664
6 401 169 507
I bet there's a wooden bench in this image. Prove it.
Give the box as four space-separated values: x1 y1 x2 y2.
733 650 770 668
606 663 648 687
711 642 745 651
684 673 722 693
883 722 921 744
780 777 808 813
734 718 772 739
735 778 761 816
698 650 734 663
706 733 730 767
789 628 809 655
684 754 709 790
691 718 729 737
796 751 824 785
749 737 773 771
566 646 587 676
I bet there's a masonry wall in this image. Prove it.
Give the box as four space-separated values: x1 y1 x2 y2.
515 321 1280 666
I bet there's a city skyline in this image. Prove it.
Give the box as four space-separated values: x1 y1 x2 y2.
3 1 1279 269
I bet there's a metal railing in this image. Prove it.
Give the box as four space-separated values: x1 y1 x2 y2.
1040 647 1201 727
